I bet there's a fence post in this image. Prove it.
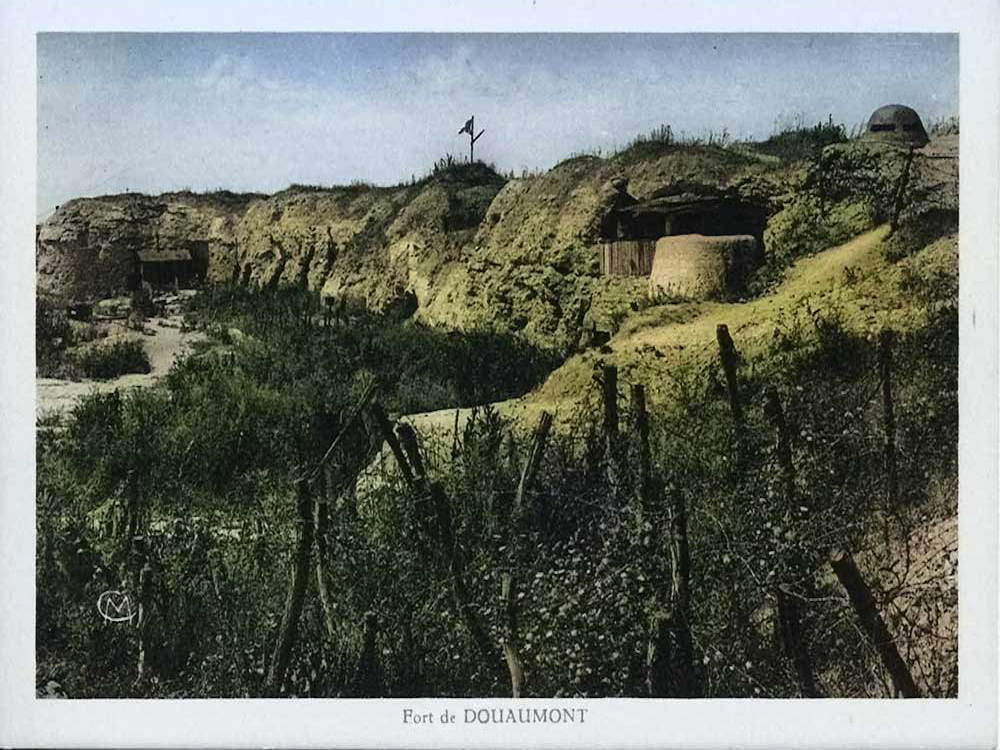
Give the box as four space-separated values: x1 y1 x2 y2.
890 146 916 233
830 550 920 698
716 324 743 425
428 481 496 666
764 387 796 505
374 407 499 675
314 468 337 641
265 478 315 697
879 329 899 507
350 611 383 697
501 411 553 697
601 364 621 497
764 386 822 697
776 586 821 698
631 384 654 528
668 487 695 695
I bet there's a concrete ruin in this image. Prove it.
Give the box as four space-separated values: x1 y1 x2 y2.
137 247 198 288
648 233 758 300
862 104 930 148
598 181 767 299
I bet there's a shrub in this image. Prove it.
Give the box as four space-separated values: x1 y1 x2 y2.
37 296 73 376
752 115 848 162
72 339 151 380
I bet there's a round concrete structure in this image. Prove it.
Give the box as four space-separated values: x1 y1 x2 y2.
648 233 758 301
862 104 930 148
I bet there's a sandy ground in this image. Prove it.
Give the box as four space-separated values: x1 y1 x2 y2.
36 315 204 420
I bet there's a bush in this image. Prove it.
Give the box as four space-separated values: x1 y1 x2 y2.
71 339 151 380
37 296 73 376
753 116 848 162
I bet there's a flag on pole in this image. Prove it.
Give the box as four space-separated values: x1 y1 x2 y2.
458 117 474 135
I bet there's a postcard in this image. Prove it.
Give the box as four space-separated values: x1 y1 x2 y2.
1 1 997 747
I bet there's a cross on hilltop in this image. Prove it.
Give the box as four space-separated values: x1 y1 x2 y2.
458 116 486 163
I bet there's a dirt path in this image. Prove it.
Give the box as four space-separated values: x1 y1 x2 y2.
36 315 204 420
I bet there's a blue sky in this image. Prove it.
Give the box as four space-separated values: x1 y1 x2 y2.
37 33 958 218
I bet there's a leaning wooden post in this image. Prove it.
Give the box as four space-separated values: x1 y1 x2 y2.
890 146 916 233
764 386 821 697
764 387 796 505
501 411 553 698
267 385 376 696
646 484 696 697
395 423 437 539
314 467 337 642
631 384 654 527
776 586 821 698
265 478 315 697
428 481 496 665
601 364 621 497
668 486 695 695
375 409 497 670
879 329 899 508
830 550 920 698
370 402 414 488
716 324 743 425
350 611 383 697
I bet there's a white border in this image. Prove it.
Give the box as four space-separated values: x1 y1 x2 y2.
1 1 997 748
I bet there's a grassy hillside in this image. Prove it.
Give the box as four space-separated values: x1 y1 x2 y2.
35 125 958 700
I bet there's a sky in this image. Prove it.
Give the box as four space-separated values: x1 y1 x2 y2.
36 33 958 219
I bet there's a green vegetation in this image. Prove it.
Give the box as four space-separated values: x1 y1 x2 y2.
71 340 151 380
35 122 958 700
36 213 956 697
36 296 151 380
750 116 848 163
184 287 560 414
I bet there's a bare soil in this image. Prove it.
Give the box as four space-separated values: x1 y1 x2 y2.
36 314 204 420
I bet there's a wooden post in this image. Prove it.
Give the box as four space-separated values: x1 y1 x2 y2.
764 386 821 697
265 478 315 697
645 491 695 698
350 611 383 697
374 406 498 671
645 609 672 697
776 586 821 698
500 573 526 698
266 385 376 696
396 423 436 538
890 146 916 233
513 412 553 521
371 402 414 489
428 481 496 664
667 488 694 695
830 550 920 698
631 384 654 523
648 482 696 697
314 467 337 642
764 387 796 505
502 411 553 697
716 324 743 425
601 364 621 497
879 329 899 507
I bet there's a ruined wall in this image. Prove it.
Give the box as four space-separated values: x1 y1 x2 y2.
37 193 251 301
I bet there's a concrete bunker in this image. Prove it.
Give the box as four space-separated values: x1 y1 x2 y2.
598 182 767 299
136 247 198 288
862 104 930 148
648 233 759 301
